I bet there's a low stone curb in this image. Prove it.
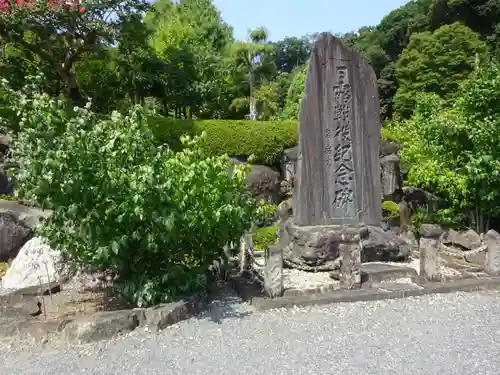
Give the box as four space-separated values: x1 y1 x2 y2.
250 276 500 311
0 292 208 343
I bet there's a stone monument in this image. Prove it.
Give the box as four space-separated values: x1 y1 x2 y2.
294 33 381 227
279 33 410 289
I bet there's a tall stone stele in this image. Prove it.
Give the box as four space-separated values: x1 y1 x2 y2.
279 33 384 290
294 33 381 227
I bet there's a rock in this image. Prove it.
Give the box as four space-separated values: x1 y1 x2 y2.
464 249 486 266
0 199 52 229
0 237 66 295
360 225 413 262
379 139 399 157
282 222 358 271
0 200 52 261
443 229 482 250
0 211 32 262
246 165 281 204
62 309 144 342
402 187 448 210
418 224 445 239
281 147 298 184
277 197 293 220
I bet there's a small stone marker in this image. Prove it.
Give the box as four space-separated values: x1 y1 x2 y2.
294 32 381 227
484 230 500 276
339 243 361 289
418 224 444 281
264 245 284 297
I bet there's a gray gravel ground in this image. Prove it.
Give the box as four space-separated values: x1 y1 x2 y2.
1 289 500 375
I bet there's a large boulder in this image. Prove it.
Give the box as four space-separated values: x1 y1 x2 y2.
0 200 52 261
443 229 482 250
246 165 281 204
360 225 413 262
0 237 66 296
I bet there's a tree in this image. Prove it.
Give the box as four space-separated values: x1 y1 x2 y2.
230 27 274 120
0 0 149 106
147 0 234 118
388 62 500 232
394 23 488 117
281 64 307 120
271 36 311 74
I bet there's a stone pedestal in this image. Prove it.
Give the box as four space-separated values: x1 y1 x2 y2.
418 224 444 281
484 230 500 276
264 245 284 298
281 221 359 271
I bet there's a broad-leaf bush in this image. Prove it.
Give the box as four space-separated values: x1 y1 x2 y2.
1 77 258 307
388 62 500 232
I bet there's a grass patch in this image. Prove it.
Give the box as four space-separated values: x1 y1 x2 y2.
253 225 278 250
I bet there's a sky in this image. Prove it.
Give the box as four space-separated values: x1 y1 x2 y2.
213 0 411 42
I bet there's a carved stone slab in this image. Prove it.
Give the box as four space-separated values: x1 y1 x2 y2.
294 32 381 227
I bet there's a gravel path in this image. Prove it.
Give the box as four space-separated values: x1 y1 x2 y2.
1 290 500 375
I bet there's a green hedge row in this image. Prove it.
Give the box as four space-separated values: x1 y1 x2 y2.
148 117 298 165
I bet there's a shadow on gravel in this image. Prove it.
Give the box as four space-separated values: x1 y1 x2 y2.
197 283 254 324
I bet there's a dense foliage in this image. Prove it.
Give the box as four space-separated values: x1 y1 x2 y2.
388 62 500 232
1 76 258 306
3 0 500 299
149 117 297 165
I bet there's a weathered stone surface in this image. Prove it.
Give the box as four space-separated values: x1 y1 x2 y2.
484 230 500 276
402 187 448 211
0 211 32 262
380 154 401 199
444 229 482 250
419 224 445 239
0 237 66 296
294 32 381 227
144 299 202 332
0 200 52 261
359 225 413 262
282 221 358 271
62 309 145 342
379 139 399 157
339 242 361 289
418 228 442 282
398 201 411 233
281 147 297 184
264 245 284 298
246 165 281 204
419 245 441 281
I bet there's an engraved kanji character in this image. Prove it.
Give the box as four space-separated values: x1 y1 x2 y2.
325 128 332 139
324 144 333 167
333 187 354 208
333 144 352 163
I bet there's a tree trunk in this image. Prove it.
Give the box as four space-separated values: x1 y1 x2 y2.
60 69 85 107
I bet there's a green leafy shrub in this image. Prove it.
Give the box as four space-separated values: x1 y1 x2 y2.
254 202 278 227
253 225 278 250
2 76 258 307
148 117 298 165
381 200 400 219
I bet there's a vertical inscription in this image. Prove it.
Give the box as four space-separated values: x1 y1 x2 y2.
326 65 355 216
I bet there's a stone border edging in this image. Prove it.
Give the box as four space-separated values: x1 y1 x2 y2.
250 277 500 311
0 291 208 343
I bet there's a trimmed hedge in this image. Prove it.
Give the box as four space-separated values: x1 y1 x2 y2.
148 117 298 165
